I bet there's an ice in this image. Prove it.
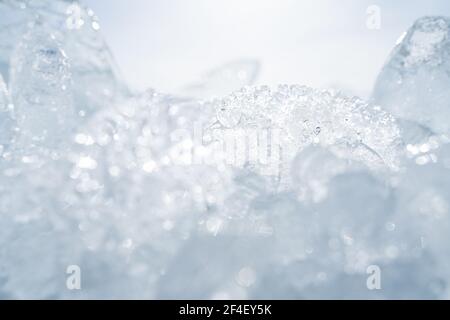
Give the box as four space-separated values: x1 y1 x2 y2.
372 17 450 134
9 23 75 151
0 0 126 117
291 145 366 203
2 2 450 299
0 73 13 150
206 85 401 185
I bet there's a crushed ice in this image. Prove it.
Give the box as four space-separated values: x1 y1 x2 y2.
0 1 450 299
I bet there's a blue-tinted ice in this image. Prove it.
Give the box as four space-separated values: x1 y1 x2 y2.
0 3 450 299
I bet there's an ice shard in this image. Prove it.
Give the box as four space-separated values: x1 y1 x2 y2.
9 23 75 150
0 0 126 117
372 16 450 134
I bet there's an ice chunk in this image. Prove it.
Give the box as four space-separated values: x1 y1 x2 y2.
0 0 126 117
157 235 271 299
291 145 367 203
397 118 435 146
181 59 260 99
9 23 75 150
0 86 446 299
66 90 233 253
393 143 450 288
3 2 450 300
60 1 127 115
318 171 394 247
0 90 229 298
372 16 450 134
206 85 401 184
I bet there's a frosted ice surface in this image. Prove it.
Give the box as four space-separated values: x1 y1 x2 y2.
207 85 401 183
9 23 75 151
2 3 450 299
65 90 233 256
291 145 367 203
373 16 450 134
0 0 126 117
0 79 408 298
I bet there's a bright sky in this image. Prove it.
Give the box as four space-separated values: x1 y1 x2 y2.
83 0 449 98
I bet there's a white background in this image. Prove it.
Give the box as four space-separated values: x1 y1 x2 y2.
84 0 449 98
